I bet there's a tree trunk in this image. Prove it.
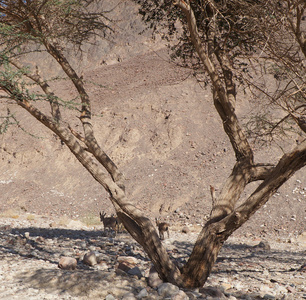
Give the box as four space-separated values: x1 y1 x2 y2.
181 140 306 288
181 223 227 287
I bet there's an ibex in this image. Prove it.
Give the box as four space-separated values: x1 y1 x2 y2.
155 218 170 240
100 212 118 235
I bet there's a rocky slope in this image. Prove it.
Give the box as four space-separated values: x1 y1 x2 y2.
0 0 305 298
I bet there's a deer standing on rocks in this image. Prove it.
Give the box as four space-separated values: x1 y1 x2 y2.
100 211 118 235
155 218 170 240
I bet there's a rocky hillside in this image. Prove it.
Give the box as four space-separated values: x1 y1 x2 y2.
0 0 305 239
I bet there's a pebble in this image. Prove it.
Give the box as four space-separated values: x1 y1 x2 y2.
0 215 305 299
58 256 77 270
82 251 97 266
158 282 180 297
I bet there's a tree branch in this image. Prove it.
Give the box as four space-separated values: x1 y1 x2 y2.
174 0 254 162
9 59 62 122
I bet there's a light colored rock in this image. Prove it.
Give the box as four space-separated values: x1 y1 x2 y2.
263 294 275 299
158 283 180 298
221 282 232 291
58 256 77 270
136 288 148 299
117 256 139 265
122 292 137 300
253 240 271 251
199 286 226 299
67 219 85 229
260 284 273 294
296 231 306 247
83 251 97 266
181 227 190 234
171 290 189 300
148 266 163 288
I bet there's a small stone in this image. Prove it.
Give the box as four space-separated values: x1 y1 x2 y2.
136 288 148 299
83 251 97 266
221 282 232 291
117 256 138 265
260 284 272 294
127 266 142 278
171 290 189 300
67 219 85 229
24 232 30 239
36 236 45 243
185 291 199 299
253 241 271 251
298 263 306 272
115 268 129 277
118 262 132 273
122 292 137 300
199 286 226 298
181 227 190 234
287 285 296 293
296 232 306 247
58 256 77 270
105 295 116 300
263 294 275 299
97 262 108 271
158 282 180 298
148 266 163 288
274 284 287 294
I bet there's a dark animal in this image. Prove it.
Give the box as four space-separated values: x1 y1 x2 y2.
155 218 170 240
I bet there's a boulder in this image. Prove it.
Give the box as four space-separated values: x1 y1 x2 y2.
58 256 77 270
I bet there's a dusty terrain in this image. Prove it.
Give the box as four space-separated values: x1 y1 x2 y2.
0 1 305 298
0 48 305 238
0 214 305 299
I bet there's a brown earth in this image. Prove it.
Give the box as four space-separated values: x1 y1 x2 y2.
0 1 305 242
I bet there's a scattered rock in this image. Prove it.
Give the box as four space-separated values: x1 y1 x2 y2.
58 256 77 270
122 292 137 300
296 231 306 247
0 214 305 299
199 286 226 298
117 256 138 265
83 251 97 266
136 288 148 299
171 290 189 300
220 282 232 291
127 266 142 278
35 236 45 243
298 263 306 272
181 226 190 234
253 240 271 251
158 282 180 298
148 266 163 288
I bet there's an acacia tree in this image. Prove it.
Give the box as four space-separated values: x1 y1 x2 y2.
0 0 305 289
136 0 306 287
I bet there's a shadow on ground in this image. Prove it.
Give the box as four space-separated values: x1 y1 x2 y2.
1 225 305 298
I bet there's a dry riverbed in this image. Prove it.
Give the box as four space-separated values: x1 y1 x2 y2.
0 214 305 300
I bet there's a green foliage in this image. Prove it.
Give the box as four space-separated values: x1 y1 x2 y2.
136 0 306 143
136 0 269 63
0 0 112 59
0 108 14 134
0 0 116 134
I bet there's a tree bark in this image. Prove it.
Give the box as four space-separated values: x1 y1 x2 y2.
181 140 306 288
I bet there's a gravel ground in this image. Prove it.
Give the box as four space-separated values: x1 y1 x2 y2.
0 214 305 300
